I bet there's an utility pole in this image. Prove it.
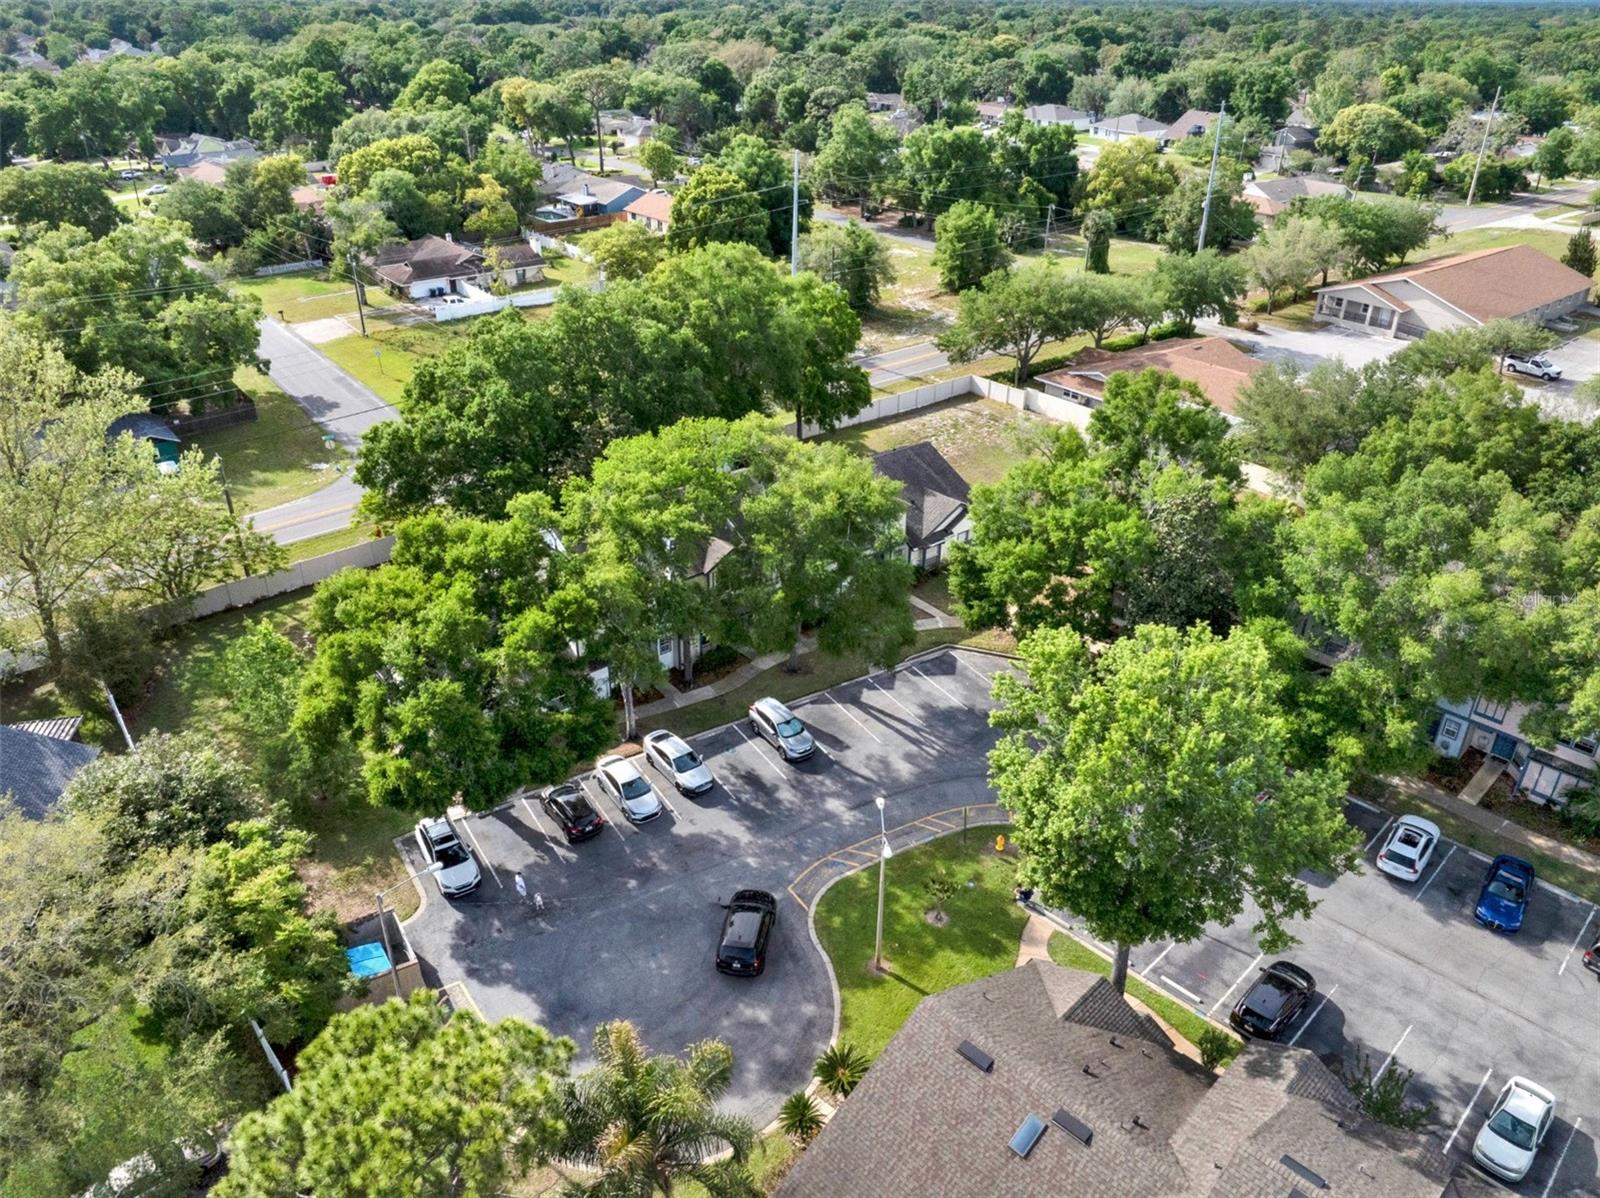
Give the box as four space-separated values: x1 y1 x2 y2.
1196 100 1226 253
350 254 369 337
1045 202 1055 252
1466 86 1501 209
217 459 253 577
790 148 800 275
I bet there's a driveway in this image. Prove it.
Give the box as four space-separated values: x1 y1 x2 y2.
397 647 1012 1120
1049 801 1600 1197
1196 317 1410 371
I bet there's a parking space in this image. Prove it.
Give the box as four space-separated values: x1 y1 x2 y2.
398 647 1010 1120
1083 798 1600 1197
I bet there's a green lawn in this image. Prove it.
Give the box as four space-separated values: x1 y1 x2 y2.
1426 226 1573 261
319 320 470 404
1046 933 1243 1068
186 368 349 514
233 271 399 324
284 524 379 563
812 834 1031 1060
540 252 597 288
820 397 1053 486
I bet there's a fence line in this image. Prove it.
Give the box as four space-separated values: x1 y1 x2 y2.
253 259 324 276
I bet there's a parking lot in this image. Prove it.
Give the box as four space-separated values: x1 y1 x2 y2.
1050 800 1600 1196
397 647 1014 1119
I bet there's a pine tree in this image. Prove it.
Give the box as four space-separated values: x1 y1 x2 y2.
1562 228 1596 278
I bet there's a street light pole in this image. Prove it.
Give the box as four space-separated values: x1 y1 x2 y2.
375 864 441 1000
873 796 893 972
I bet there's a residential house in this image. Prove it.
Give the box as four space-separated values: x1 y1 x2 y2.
1160 108 1218 147
776 960 1458 1198
598 110 658 147
1260 108 1320 171
1313 245 1593 339
557 177 646 217
83 37 152 63
866 92 905 113
1023 104 1093 131
623 189 673 234
176 160 230 187
1242 175 1350 218
371 235 545 300
1087 113 1167 141
158 133 259 171
290 183 327 213
8 34 60 73
1035 337 1265 419
976 99 1013 127
871 441 972 570
1 719 100 819
108 411 182 471
1432 699 1596 805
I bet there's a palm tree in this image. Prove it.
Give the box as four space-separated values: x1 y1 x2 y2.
812 1042 869 1102
777 1092 825 1146
556 1020 760 1197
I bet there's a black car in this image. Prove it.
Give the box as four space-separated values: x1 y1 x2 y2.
541 782 606 843
1229 961 1317 1039
1584 931 1600 977
716 889 777 977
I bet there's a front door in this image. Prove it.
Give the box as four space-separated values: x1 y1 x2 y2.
1491 732 1519 761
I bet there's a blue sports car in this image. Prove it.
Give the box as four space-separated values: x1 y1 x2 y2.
1475 854 1535 933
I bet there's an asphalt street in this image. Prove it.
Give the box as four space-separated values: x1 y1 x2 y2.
855 340 953 389
397 647 1015 1120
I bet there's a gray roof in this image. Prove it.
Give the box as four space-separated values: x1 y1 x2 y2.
107 412 180 444
0 724 100 819
373 235 484 285
1095 114 1167 136
776 961 1455 1198
1024 104 1091 124
1247 176 1348 204
872 441 970 550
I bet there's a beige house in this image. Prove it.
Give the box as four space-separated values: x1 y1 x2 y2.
623 189 673 234
1313 245 1593 339
1035 336 1265 419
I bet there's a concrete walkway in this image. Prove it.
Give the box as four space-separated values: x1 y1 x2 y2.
1459 757 1506 806
1381 772 1600 880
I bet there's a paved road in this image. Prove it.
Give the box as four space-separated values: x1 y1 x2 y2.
250 319 397 544
398 647 1012 1121
855 339 952 389
1437 183 1597 233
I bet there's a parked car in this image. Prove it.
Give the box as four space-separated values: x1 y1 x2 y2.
748 696 814 762
413 817 482 897
1472 1076 1557 1183
540 782 605 842
117 168 141 180
1228 961 1317 1040
1503 352 1562 381
1376 814 1440 882
642 729 714 794
147 183 168 194
1475 854 1535 933
1583 929 1600 976
715 889 776 976
594 754 663 823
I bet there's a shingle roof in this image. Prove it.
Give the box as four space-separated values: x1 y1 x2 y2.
107 412 181 444
372 235 482 285
1322 245 1593 324
1024 104 1091 124
776 961 1456 1198
1243 176 1349 215
624 190 674 225
1095 114 1167 135
1036 337 1265 417
1163 109 1218 142
0 724 100 819
871 441 970 549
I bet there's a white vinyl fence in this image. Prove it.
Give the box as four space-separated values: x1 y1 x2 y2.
253 259 325 276
800 374 1093 439
528 231 595 262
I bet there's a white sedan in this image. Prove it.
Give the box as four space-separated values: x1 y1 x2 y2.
1473 1076 1557 1183
642 729 714 795
1376 814 1440 883
594 754 664 823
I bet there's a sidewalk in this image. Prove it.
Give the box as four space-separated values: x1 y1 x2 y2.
1380 773 1600 880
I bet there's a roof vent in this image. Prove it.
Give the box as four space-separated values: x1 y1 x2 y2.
1009 1115 1046 1159
956 1040 993 1073
1081 1063 1100 1079
1280 1155 1328 1190
1051 1108 1093 1147
1109 1035 1124 1049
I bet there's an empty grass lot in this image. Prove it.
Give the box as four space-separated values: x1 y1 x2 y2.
1046 933 1243 1068
820 396 1052 486
318 320 473 404
813 833 1032 1060
233 271 399 324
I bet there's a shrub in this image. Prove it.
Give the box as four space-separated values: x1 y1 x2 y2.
778 1091 825 1145
1197 1027 1236 1071
1340 1052 1435 1129
813 1042 869 1101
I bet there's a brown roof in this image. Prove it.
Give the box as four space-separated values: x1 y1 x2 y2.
372 235 483 286
1163 108 1218 143
624 190 674 225
176 160 229 186
776 961 1455 1198
872 441 970 549
1325 245 1593 324
1035 337 1265 416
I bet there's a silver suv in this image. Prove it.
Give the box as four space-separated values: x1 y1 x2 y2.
748 696 815 762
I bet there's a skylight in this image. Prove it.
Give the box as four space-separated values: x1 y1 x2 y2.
1009 1115 1046 1159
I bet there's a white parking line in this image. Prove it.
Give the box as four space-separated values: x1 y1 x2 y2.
952 653 996 688
910 664 962 705
1444 1068 1494 1153
1139 943 1174 977
455 817 502 888
867 674 920 718
1414 845 1457 901
827 693 883 743
732 723 785 780
581 779 632 842
1374 1024 1413 1082
1286 984 1337 1047
1364 816 1395 853
1541 1118 1583 1198
1557 906 1597 975
1208 952 1264 1016
1161 976 1203 1005
519 795 562 854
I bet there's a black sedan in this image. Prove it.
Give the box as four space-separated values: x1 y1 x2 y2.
715 889 776 977
1229 961 1317 1040
541 782 606 843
